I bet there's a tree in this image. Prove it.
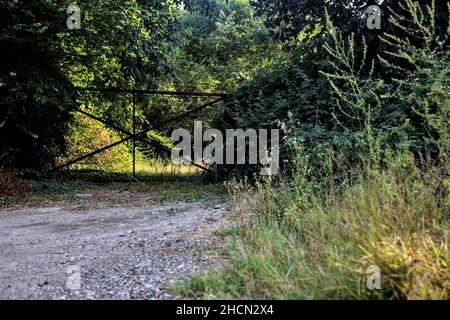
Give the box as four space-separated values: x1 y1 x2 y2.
0 0 176 170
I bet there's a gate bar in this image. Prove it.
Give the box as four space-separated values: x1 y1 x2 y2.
75 87 229 98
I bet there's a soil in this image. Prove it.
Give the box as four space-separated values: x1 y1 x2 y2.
0 189 228 299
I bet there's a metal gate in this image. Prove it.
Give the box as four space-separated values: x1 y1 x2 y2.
53 87 229 178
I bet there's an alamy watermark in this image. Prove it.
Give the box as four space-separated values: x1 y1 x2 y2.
171 122 280 176
67 4 81 30
66 4 382 31
367 5 382 30
366 265 381 290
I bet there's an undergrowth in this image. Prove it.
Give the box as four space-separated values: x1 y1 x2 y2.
173 1 450 300
174 153 449 299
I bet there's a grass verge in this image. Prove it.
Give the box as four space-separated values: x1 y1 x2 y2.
173 154 450 299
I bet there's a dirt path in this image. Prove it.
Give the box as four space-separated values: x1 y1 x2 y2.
0 188 228 300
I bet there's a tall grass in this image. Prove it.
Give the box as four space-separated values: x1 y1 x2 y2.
57 113 200 176
174 152 449 299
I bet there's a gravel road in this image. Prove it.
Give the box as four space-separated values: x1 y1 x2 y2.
0 193 228 300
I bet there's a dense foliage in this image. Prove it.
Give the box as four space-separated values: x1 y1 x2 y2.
0 0 176 169
0 1 76 169
1 0 448 175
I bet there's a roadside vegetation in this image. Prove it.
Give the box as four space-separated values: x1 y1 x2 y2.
174 0 450 300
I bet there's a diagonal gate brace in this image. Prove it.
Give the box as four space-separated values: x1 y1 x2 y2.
52 89 228 177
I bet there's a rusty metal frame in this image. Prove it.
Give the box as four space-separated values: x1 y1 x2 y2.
52 87 229 177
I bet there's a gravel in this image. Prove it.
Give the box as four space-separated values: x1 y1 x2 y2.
0 197 228 300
